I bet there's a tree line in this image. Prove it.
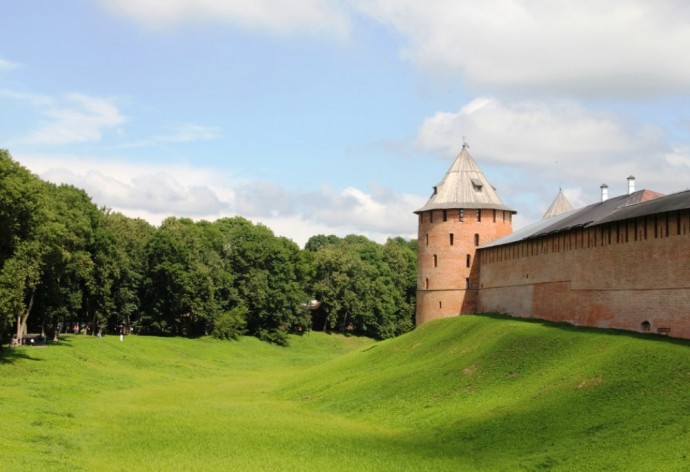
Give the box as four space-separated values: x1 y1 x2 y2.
0 150 417 345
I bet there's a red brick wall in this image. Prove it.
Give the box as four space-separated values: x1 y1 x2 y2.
478 209 690 339
416 208 513 324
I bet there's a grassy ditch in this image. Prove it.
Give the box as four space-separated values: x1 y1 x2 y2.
1 316 689 471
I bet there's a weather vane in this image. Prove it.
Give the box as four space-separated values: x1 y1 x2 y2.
462 136 470 149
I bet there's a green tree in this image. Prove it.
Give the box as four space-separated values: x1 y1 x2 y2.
0 150 46 265
31 184 103 337
306 234 416 339
0 240 44 341
101 212 155 333
0 151 49 341
382 237 417 335
214 217 308 344
141 218 224 336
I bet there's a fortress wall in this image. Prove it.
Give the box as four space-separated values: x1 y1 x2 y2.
416 208 512 324
478 209 690 339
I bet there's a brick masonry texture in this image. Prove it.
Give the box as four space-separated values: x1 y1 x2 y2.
477 210 690 339
416 208 513 325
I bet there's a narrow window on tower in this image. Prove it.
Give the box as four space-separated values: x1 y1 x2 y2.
502 211 506 222
443 209 447 222
433 254 438 267
466 254 471 268
459 209 464 222
477 209 481 222
425 233 429 246
439 301 442 309
474 233 480 246
429 211 433 223
449 233 454 246
493 209 496 222
465 278 470 289
425 278 429 289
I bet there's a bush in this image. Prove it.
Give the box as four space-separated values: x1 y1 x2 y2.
212 307 247 340
257 328 289 346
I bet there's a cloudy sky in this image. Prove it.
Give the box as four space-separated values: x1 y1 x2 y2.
3 1 690 246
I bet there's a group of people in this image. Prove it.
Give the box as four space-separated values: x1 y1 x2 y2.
10 332 47 347
72 324 134 338
9 324 133 348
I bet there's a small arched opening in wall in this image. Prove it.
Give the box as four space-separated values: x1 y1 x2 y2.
641 320 651 332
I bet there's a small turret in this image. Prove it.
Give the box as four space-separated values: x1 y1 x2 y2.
544 188 574 219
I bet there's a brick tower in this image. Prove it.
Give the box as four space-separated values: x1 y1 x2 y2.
414 143 516 325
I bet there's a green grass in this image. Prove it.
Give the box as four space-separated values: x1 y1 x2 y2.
2 316 689 471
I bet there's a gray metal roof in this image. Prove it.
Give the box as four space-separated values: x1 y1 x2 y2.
594 189 690 225
480 188 680 249
480 208 578 248
543 189 574 219
415 145 516 213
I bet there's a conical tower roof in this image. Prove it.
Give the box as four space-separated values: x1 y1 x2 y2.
543 188 574 219
415 144 515 213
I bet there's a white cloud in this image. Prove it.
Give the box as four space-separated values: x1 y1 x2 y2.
0 88 54 107
117 124 222 148
15 153 421 246
305 185 422 235
415 96 690 224
0 58 20 71
353 0 690 97
19 153 226 207
222 180 424 242
154 124 221 143
417 96 662 175
24 93 126 145
100 0 351 38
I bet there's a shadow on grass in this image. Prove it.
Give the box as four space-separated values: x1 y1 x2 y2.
0 335 77 363
474 312 690 347
50 335 75 347
0 347 42 364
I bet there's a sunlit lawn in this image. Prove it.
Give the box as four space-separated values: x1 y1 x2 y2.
2 316 689 471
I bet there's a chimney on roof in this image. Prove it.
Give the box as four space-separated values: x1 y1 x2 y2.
600 183 609 202
627 175 635 195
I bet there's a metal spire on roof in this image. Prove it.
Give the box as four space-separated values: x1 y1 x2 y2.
462 136 470 149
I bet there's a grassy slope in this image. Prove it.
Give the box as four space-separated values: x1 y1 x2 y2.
280 316 690 471
0 333 375 471
1 316 689 471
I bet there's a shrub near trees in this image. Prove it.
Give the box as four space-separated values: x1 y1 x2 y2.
0 150 417 345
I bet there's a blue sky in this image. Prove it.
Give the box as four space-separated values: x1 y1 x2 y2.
2 0 690 246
